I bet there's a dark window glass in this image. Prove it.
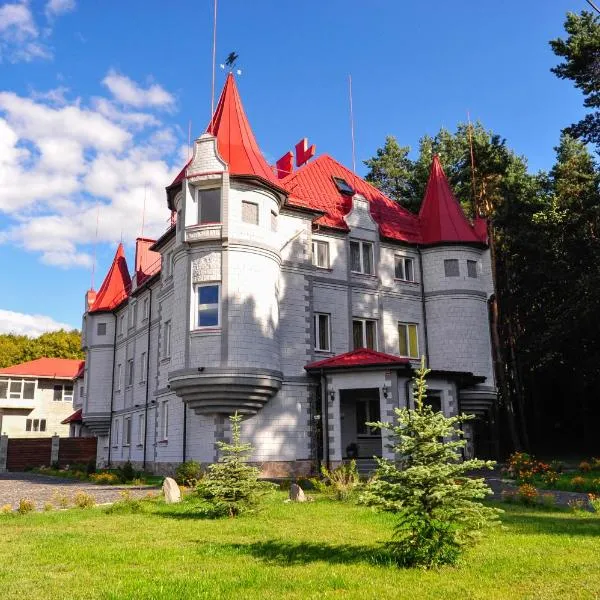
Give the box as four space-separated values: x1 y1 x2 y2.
352 320 363 349
425 394 442 413
23 381 35 400
0 380 7 399
25 419 32 431
198 188 221 224
53 385 62 401
467 260 478 278
365 320 376 349
97 322 107 336
444 259 459 277
332 177 354 195
363 243 374 274
199 285 219 305
40 419 47 432
316 314 330 351
350 242 361 272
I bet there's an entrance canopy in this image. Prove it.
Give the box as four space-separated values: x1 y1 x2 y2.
305 349 411 373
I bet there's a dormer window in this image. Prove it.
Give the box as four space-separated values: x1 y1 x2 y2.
197 188 221 224
332 176 354 195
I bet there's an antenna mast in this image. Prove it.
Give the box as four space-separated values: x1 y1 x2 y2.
141 183 147 238
91 203 100 290
188 119 192 159
348 74 357 173
211 0 218 119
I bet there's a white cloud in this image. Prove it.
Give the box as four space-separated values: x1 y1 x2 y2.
103 70 175 109
0 309 74 336
0 1 52 63
45 0 76 18
0 73 182 268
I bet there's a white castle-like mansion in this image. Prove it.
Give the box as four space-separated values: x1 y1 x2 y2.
79 74 497 475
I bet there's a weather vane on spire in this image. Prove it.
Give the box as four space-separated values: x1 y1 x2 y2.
220 51 242 75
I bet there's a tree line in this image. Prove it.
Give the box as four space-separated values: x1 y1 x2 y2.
0 330 83 369
364 10 600 455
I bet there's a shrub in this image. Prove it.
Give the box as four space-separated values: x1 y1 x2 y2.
568 498 587 513
360 358 500 568
579 461 592 473
517 484 538 505
43 502 54 512
18 498 35 514
73 491 96 509
86 459 97 475
175 460 203 488
90 472 119 485
550 460 564 473
1 504 13 514
312 460 361 501
116 461 137 483
196 412 275 517
52 492 70 508
543 470 559 487
570 476 586 491
588 494 600 513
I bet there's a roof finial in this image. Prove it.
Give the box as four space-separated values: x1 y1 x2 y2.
220 52 242 76
211 0 218 118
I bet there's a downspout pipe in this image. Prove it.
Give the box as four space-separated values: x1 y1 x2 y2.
417 247 430 366
320 369 330 471
107 313 118 467
182 404 187 463
142 288 153 471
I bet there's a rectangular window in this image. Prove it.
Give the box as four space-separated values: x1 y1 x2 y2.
312 240 330 269
124 417 131 446
352 319 377 350
356 398 381 436
143 297 149 320
9 380 22 399
79 386 84 398
97 322 107 336
138 413 145 445
40 419 46 432
444 259 460 277
53 385 62 401
350 241 374 275
197 188 221 224
313 313 331 352
161 401 169 441
116 364 122 390
163 321 171 357
127 359 134 387
425 393 442 413
33 419 39 432
140 352 147 383
25 419 32 432
63 385 73 402
0 379 7 399
271 210 277 232
128 305 135 329
241 200 259 225
197 284 220 328
165 252 173 277
398 322 419 358
394 256 415 282
467 260 478 278
112 419 120 446
23 381 35 400
119 315 125 335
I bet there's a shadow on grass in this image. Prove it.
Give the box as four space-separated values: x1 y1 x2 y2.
223 539 393 566
501 507 600 536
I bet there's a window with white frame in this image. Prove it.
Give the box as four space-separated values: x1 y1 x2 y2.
163 321 171 357
138 413 145 445
196 284 220 328
241 200 259 225
127 359 134 387
350 240 374 275
398 322 419 358
128 304 135 329
313 313 331 352
197 188 221 224
112 419 120 446
161 401 169 441
352 319 377 350
26 418 46 432
467 260 478 278
140 352 147 383
444 259 460 277
1 378 35 400
312 240 330 269
143 297 149 320
97 322 107 336
63 385 73 402
394 255 415 282
123 417 132 446
116 363 122 390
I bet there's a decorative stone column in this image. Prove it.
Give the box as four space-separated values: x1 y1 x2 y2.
51 435 60 466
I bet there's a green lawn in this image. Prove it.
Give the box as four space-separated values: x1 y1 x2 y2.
0 494 599 599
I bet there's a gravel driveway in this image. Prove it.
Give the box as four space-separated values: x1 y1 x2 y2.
0 472 162 510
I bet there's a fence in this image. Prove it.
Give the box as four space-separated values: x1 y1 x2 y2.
0 435 97 472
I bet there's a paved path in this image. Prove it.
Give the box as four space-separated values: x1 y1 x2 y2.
0 472 161 510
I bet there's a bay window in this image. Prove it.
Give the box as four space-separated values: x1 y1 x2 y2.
196 284 220 328
197 188 221 224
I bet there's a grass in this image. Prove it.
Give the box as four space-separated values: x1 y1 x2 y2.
529 471 600 494
0 493 599 599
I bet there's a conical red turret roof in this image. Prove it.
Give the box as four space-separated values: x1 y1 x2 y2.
89 243 131 313
419 155 481 245
206 73 277 184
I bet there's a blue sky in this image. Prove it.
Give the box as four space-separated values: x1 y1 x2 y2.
0 0 589 334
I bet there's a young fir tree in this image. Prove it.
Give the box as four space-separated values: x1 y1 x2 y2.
361 359 500 568
197 412 273 517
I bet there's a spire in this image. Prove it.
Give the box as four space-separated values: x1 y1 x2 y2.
206 73 276 183
419 155 481 245
89 243 131 313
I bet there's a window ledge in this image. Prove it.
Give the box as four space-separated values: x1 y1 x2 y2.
136 444 144 449
314 349 333 355
394 278 419 285
160 357 171 364
191 327 221 336
157 439 168 445
313 266 332 272
351 272 377 279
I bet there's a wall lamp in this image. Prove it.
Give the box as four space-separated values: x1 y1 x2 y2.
329 390 335 403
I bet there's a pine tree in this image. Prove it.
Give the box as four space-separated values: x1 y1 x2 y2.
197 412 274 517
361 359 500 568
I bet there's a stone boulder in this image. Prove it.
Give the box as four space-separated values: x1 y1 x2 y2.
289 483 307 502
162 477 181 504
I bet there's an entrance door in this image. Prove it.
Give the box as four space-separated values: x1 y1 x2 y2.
340 388 382 458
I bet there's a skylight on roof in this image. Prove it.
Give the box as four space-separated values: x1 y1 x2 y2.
332 176 354 195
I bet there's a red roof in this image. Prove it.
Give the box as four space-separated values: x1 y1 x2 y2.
418 155 481 245
61 408 82 424
305 348 410 370
89 243 131 313
0 358 84 379
282 154 422 243
135 237 161 286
